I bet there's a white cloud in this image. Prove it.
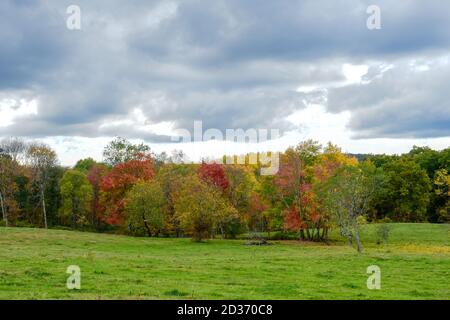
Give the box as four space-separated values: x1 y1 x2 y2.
41 103 450 166
0 98 38 127
98 107 177 137
342 64 369 85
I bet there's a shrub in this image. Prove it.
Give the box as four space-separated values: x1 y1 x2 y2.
357 215 368 226
376 224 390 245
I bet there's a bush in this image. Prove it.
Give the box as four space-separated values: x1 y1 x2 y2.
220 215 246 239
268 231 298 240
357 215 368 226
12 220 36 228
244 232 271 245
376 224 390 245
379 216 392 223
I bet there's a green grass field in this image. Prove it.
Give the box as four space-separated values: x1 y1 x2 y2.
0 223 449 300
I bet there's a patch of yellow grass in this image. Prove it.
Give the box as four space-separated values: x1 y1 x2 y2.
395 244 450 254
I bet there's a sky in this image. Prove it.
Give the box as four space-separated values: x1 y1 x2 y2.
0 0 449 166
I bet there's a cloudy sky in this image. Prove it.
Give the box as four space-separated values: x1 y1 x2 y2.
1 0 449 165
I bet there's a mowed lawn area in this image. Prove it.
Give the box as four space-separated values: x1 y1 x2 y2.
0 223 449 300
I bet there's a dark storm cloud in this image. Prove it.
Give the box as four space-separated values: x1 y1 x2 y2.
1 0 450 140
0 1 69 89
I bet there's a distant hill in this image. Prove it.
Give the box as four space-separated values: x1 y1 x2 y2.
345 153 373 162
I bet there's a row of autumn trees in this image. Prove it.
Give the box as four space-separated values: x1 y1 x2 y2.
1 137 449 247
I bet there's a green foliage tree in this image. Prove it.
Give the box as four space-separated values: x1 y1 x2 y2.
321 162 384 252
433 169 449 223
366 154 398 168
437 148 450 172
410 147 450 222
59 170 93 228
103 137 151 167
13 174 31 223
44 166 65 226
375 160 431 222
125 181 165 236
408 146 441 178
74 158 97 173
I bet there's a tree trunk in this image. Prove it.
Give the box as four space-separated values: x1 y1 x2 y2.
142 214 152 237
0 191 7 227
299 229 305 240
92 190 98 227
71 213 77 229
71 197 76 229
352 216 361 253
41 188 48 229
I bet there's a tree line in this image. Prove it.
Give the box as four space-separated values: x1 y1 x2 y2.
0 137 449 250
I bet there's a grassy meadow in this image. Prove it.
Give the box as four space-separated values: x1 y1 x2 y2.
0 223 449 300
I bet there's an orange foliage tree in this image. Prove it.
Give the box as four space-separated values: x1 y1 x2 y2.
274 141 321 240
87 163 109 228
100 156 154 225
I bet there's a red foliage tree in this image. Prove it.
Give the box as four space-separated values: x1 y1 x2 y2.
87 164 109 228
283 205 304 232
198 162 229 191
100 156 154 225
275 152 311 238
246 193 269 232
274 146 325 240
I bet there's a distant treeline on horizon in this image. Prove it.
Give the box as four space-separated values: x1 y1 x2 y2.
0 137 448 245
